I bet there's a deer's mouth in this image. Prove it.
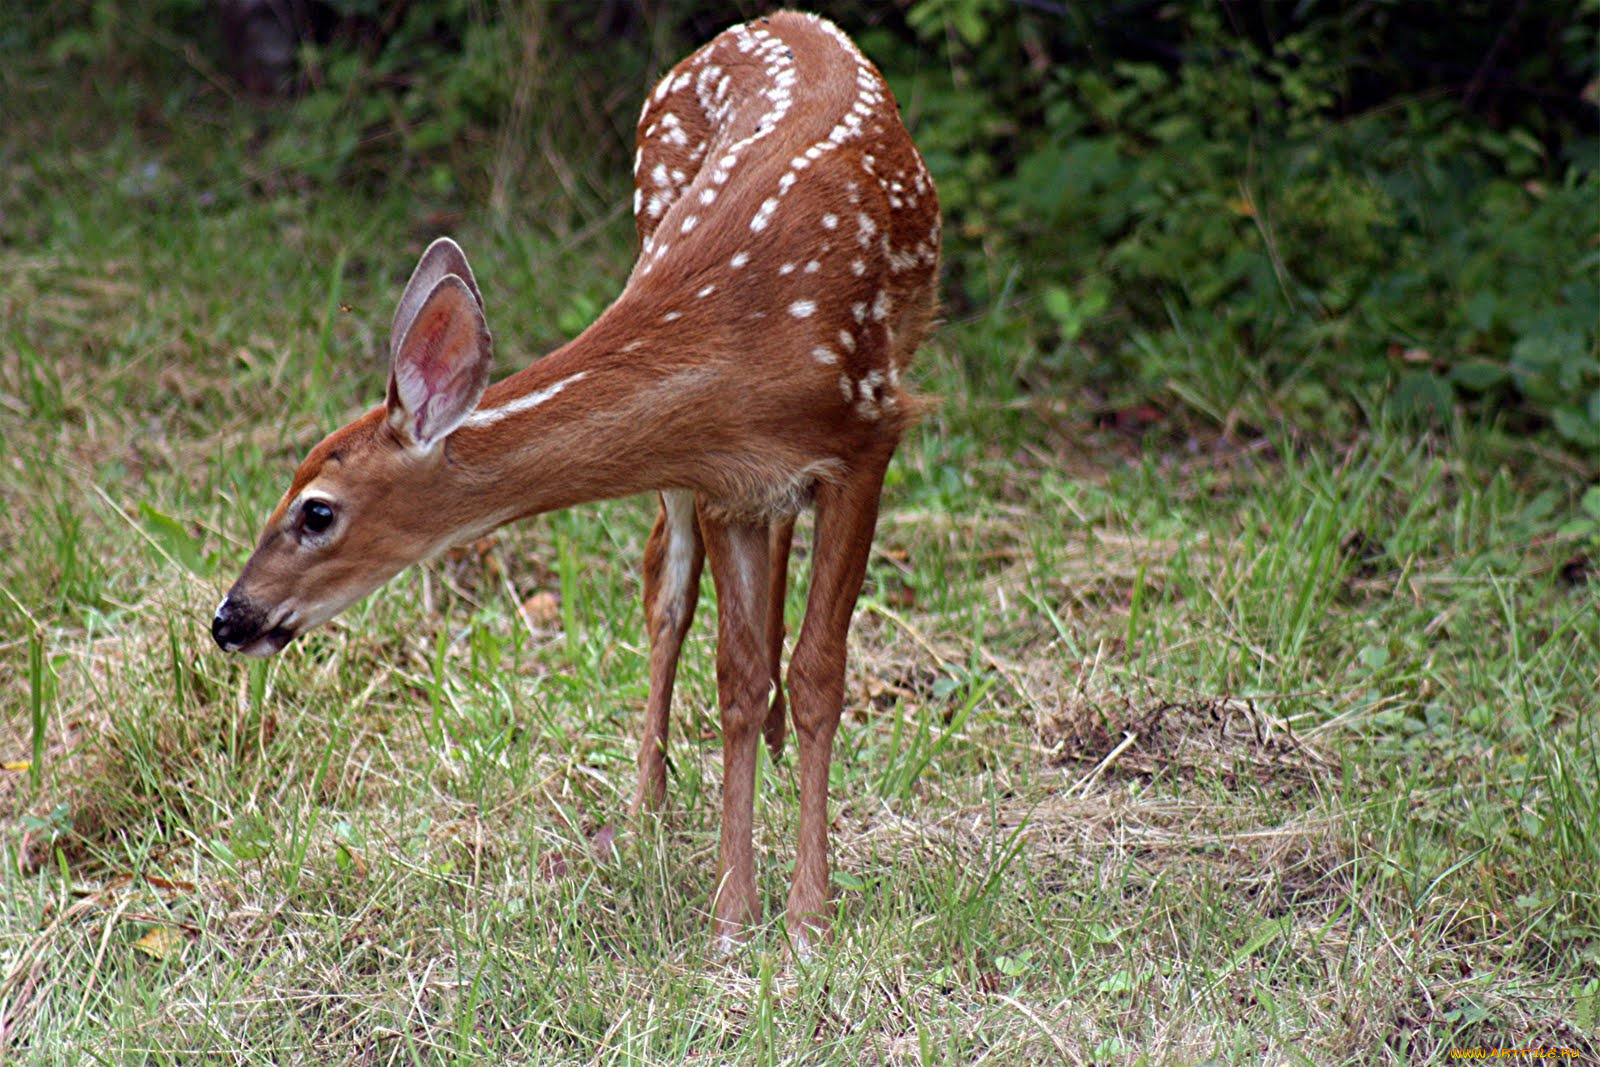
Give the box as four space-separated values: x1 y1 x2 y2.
236 625 297 658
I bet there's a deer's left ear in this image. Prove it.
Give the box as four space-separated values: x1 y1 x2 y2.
391 237 483 357
386 274 492 452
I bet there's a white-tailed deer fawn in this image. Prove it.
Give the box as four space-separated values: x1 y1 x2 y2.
212 11 939 947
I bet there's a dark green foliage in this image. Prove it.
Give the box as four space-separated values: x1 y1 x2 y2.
880 0 1599 447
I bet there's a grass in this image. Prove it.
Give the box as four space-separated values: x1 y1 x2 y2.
3 28 1599 1067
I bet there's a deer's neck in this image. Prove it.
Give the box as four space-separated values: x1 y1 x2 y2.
442 309 764 524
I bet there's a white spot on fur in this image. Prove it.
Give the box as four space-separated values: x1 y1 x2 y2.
662 311 682 322
697 284 716 298
856 212 878 245
750 197 779 232
463 372 588 428
811 346 837 364
789 299 816 318
821 214 838 230
855 371 885 421
730 250 750 269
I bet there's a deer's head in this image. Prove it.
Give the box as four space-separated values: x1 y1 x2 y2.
211 238 494 656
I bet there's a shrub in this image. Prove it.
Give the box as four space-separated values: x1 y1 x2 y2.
894 0 1598 445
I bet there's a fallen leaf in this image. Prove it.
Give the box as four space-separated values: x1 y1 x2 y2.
144 875 197 893
520 591 561 628
2 760 31 772
132 926 187 960
334 843 369 877
538 851 570 882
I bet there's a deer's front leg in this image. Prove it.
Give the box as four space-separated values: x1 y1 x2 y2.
633 490 704 814
699 510 772 949
784 447 893 950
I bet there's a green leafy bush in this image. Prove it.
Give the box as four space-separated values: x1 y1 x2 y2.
888 0 1598 448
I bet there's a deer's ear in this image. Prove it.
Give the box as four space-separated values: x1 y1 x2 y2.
386 275 492 451
390 237 484 359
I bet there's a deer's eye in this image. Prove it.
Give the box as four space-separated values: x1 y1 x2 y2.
301 499 336 535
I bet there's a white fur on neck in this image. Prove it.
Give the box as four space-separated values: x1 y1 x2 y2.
461 371 589 428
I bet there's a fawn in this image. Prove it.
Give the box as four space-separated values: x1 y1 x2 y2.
213 10 940 948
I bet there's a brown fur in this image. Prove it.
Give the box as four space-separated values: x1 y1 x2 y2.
215 11 940 949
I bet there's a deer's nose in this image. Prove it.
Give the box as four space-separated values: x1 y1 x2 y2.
211 595 256 652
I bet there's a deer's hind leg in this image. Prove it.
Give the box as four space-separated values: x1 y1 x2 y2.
763 516 796 761
632 489 704 814
698 509 773 947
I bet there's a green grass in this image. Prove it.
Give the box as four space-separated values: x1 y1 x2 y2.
3 35 1599 1067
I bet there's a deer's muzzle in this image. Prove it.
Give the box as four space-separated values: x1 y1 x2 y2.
212 593 297 657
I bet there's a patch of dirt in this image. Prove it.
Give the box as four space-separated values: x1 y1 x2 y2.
1038 694 1335 798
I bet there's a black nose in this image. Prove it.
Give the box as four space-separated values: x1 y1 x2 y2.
212 595 257 651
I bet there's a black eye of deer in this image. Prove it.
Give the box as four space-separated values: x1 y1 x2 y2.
301 499 335 535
